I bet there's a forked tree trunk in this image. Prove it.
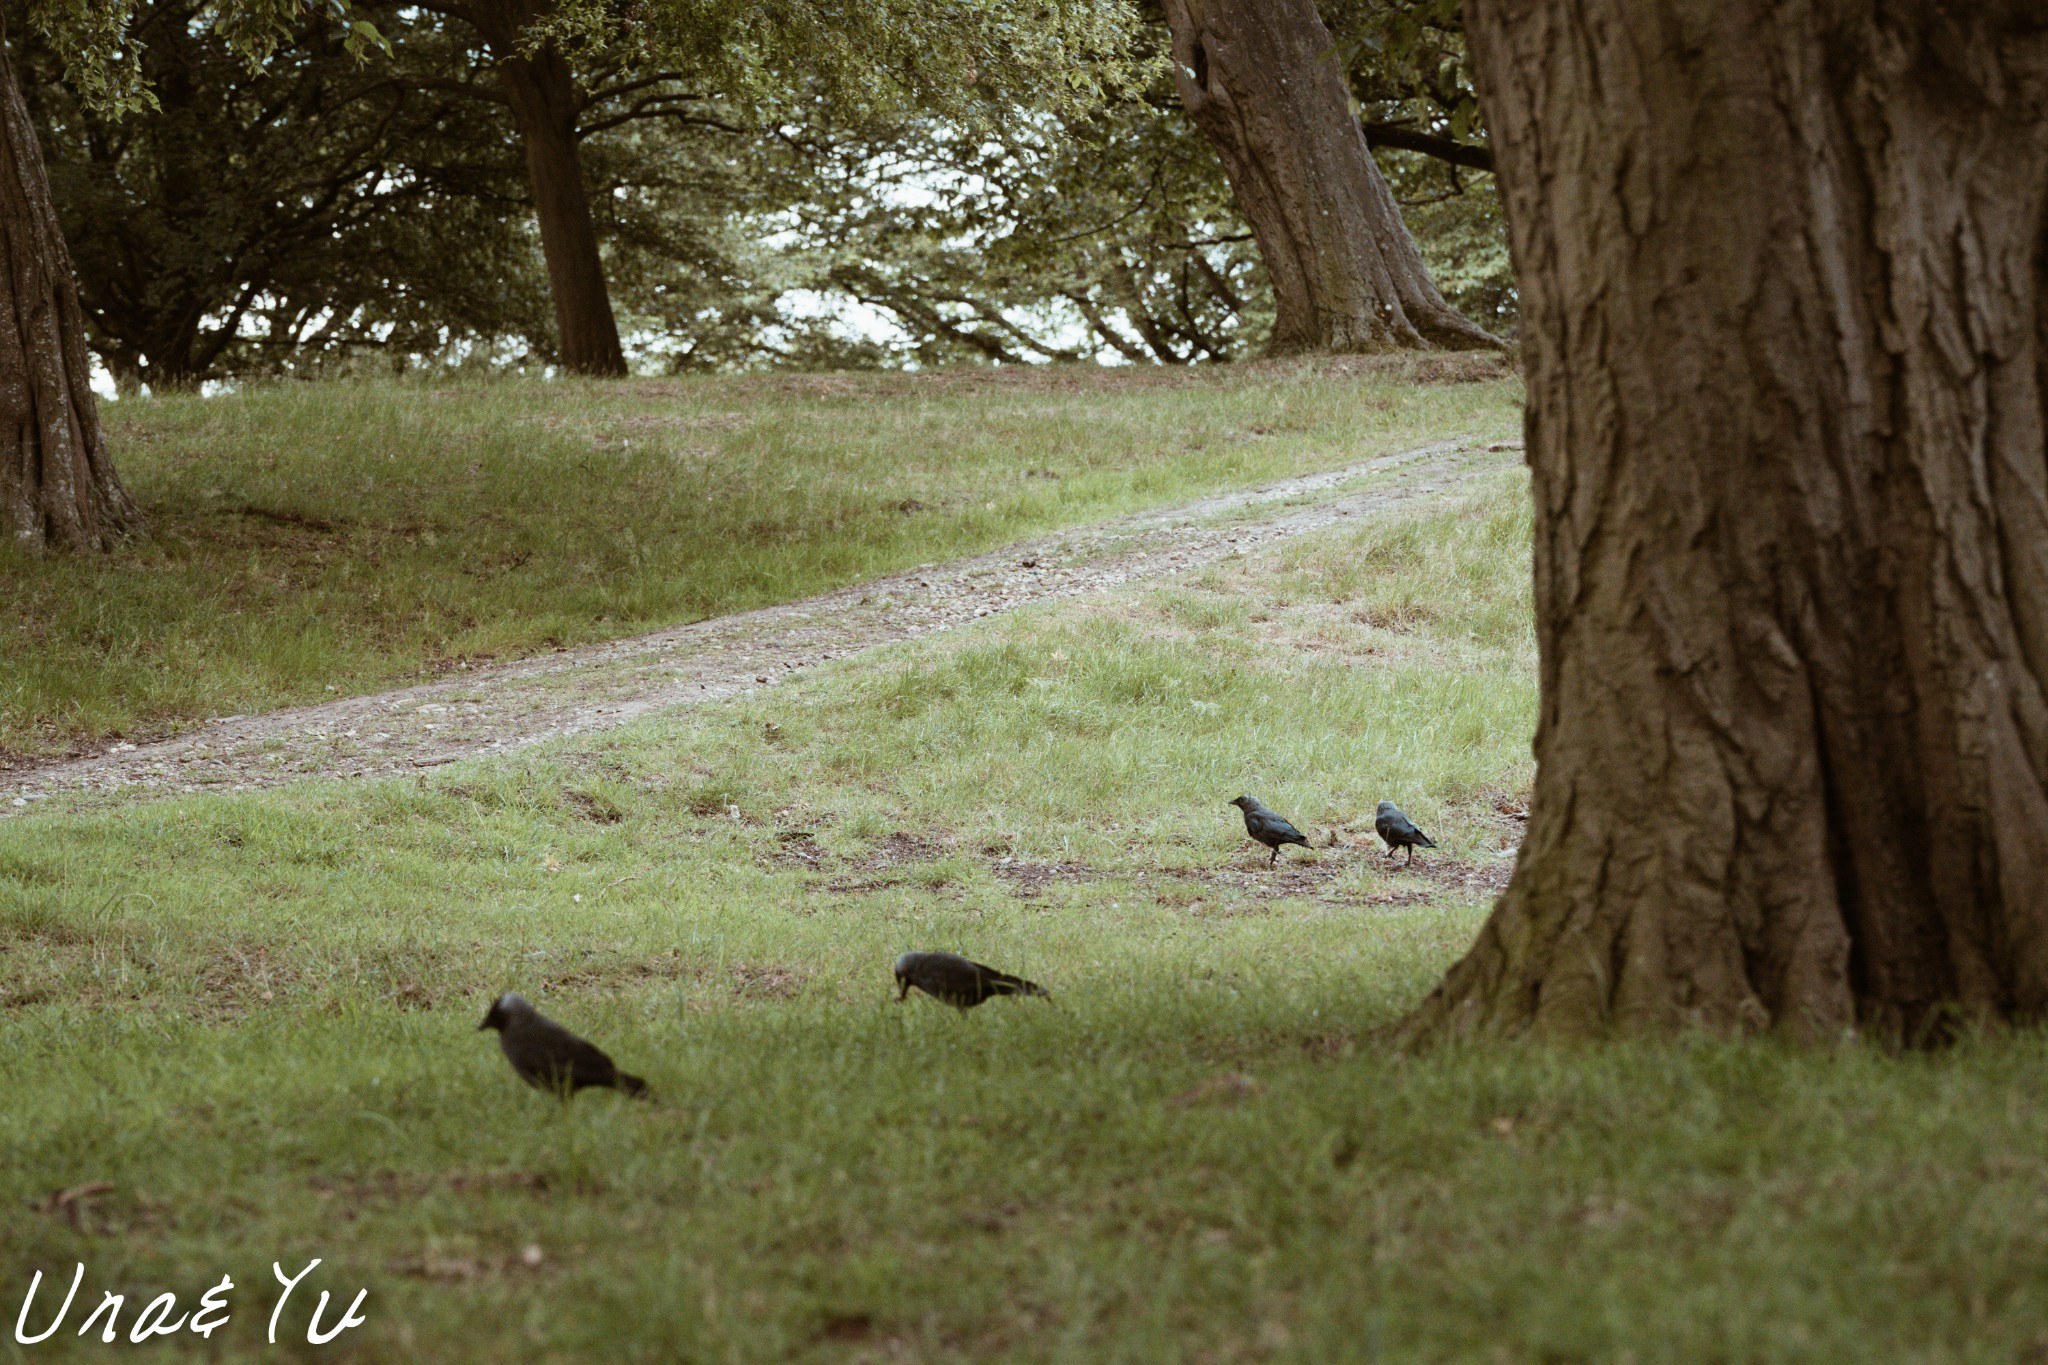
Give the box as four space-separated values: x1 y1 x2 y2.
1159 0 1498 354
469 0 626 377
0 20 138 552
1402 2 2048 1045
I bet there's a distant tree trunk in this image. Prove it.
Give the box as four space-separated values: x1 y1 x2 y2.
468 0 626 377
1401 2 2048 1045
131 313 214 392
1159 0 1497 354
0 19 137 552
103 349 143 399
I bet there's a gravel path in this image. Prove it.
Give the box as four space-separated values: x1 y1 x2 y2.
2 437 1514 810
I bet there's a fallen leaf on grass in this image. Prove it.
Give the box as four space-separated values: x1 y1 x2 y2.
41 1181 114 1215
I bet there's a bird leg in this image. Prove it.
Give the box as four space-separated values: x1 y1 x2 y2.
1268 846 1279 867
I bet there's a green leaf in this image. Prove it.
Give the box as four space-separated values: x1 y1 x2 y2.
346 19 391 58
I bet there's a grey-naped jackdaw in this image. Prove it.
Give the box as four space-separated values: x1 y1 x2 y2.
479 992 649 1098
1374 800 1438 864
893 952 1049 1009
1229 795 1311 866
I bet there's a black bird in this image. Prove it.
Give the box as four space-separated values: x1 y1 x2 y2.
478 992 648 1098
1229 795 1311 866
893 952 1049 1010
1375 800 1438 865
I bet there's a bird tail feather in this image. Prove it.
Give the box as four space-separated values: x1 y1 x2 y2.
989 970 1049 999
616 1073 651 1098
1419 835 1439 848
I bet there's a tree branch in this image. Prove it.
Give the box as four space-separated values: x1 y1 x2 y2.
577 72 701 113
1063 291 1152 365
1188 251 1246 315
1360 120 1493 171
372 74 510 106
577 96 744 141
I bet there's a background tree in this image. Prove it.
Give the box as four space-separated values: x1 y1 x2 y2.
753 0 1510 368
1402 0 2048 1044
584 108 838 370
23 0 1510 388
19 0 551 391
2 0 1147 550
396 0 1145 376
592 0 1510 365
0 9 135 550
420 0 626 375
570 0 1505 368
27 0 813 385
1329 0 1492 171
1333 0 1512 332
0 0 389 550
784 75 1266 365
1157 0 1497 353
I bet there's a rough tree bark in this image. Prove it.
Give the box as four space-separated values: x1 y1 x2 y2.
0 17 138 552
1402 2 2048 1045
1159 0 1498 354
468 0 626 377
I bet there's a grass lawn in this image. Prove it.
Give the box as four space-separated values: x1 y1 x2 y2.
0 357 1519 762
8 466 2048 1362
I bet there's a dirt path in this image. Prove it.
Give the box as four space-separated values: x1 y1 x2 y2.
2 437 1514 810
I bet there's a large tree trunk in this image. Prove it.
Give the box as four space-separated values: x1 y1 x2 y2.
468 0 625 377
0 19 137 553
1402 2 2048 1046
1159 0 1497 354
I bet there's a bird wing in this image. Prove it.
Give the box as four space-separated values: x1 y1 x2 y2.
1255 812 1309 844
561 1036 620 1087
524 1017 618 1087
923 956 982 1003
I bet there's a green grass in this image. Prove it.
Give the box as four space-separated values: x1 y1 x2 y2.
8 471 2048 1361
0 358 1520 760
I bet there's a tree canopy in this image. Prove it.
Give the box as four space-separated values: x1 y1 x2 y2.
31 0 1149 120
13 0 1509 384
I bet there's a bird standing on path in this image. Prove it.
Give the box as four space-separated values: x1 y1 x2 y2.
1375 801 1438 865
894 952 1049 1009
478 992 649 1098
1229 795 1311 866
